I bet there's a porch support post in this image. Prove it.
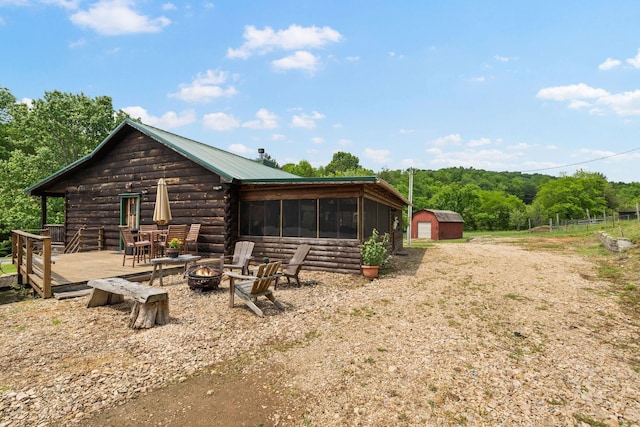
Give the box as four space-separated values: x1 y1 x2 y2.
40 196 47 228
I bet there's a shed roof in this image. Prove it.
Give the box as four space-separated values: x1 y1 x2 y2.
421 209 464 223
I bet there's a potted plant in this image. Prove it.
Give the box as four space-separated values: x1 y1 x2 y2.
166 237 182 258
360 228 390 280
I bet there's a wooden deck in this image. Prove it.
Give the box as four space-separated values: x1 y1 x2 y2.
47 250 213 297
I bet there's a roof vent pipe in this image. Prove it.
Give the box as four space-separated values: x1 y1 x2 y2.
258 148 265 160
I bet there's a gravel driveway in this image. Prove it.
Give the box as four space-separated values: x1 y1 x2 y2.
0 240 639 426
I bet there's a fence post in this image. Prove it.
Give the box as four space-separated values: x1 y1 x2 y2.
42 236 52 298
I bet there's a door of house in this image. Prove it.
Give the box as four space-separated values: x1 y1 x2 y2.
119 194 141 249
417 221 432 239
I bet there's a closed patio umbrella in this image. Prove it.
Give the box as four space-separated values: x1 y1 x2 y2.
153 178 172 226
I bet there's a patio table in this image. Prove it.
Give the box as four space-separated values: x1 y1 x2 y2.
139 229 168 259
149 254 201 286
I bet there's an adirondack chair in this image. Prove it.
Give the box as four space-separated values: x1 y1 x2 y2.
277 244 311 288
223 241 255 275
157 224 188 256
119 226 152 267
184 223 201 255
227 261 284 317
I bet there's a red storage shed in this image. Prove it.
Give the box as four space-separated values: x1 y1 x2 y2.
411 209 464 240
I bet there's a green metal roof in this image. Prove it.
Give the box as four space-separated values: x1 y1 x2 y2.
26 119 409 207
126 119 298 181
26 118 298 193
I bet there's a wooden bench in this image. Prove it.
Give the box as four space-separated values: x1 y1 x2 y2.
86 278 169 329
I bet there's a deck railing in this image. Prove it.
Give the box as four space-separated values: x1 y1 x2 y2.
11 230 52 298
44 224 65 245
65 226 104 254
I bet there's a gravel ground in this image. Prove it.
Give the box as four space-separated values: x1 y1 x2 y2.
0 240 639 426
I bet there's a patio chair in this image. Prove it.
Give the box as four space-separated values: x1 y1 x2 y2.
277 244 311 288
119 226 152 267
184 223 201 255
227 261 284 317
223 241 254 275
157 224 188 257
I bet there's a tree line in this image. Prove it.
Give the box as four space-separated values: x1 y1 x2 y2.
2 87 640 256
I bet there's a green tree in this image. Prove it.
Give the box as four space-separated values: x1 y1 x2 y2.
281 160 317 177
0 90 127 241
10 90 128 167
429 183 482 230
323 151 362 175
475 190 526 230
532 171 609 221
0 87 17 160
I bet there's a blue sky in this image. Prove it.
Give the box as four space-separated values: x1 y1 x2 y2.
2 1 640 182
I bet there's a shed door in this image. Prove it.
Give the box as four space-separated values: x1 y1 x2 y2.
417 221 432 239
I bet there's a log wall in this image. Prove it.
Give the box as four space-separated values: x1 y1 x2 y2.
244 236 362 274
47 129 231 257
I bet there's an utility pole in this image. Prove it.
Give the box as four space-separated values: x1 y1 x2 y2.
407 168 413 246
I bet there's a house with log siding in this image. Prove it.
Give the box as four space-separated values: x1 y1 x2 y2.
26 118 409 274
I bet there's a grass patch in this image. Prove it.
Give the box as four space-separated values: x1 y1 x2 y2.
505 293 528 301
572 413 606 427
349 307 375 317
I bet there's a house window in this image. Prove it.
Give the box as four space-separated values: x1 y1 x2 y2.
363 198 390 238
241 197 358 239
319 198 357 239
240 200 280 236
283 199 317 237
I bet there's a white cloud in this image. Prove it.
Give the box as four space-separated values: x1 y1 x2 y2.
507 142 532 150
401 158 422 168
626 49 640 69
19 98 33 108
227 24 342 59
598 90 640 116
41 0 80 9
161 2 176 10
467 137 491 147
271 134 285 141
469 76 485 83
311 137 324 144
122 106 195 128
290 111 325 129
494 55 510 62
346 56 360 62
202 112 240 131
568 100 592 109
399 128 414 134
228 143 253 154
364 148 391 164
538 82 640 116
388 51 404 59
68 38 86 48
599 57 621 71
272 51 319 72
338 138 352 146
242 108 278 129
431 133 462 147
70 0 170 35
169 69 238 103
536 83 609 101
428 148 522 170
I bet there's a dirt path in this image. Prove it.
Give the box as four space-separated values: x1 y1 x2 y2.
3 239 640 426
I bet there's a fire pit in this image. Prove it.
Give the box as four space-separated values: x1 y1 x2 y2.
185 264 222 291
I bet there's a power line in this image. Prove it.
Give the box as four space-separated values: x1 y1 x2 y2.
520 146 640 173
